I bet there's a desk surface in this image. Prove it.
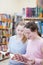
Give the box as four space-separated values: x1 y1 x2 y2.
0 59 9 65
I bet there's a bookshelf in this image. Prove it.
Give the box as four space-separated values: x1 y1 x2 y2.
12 14 22 35
22 3 43 36
0 14 12 61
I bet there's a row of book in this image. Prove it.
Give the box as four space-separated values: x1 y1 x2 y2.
0 37 9 44
0 14 11 21
22 7 43 17
0 29 12 36
0 45 8 52
0 21 13 29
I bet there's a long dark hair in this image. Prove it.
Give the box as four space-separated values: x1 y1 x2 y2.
24 22 41 37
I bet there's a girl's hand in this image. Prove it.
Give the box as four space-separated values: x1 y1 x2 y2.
26 59 35 65
12 54 20 61
12 54 35 65
12 54 29 63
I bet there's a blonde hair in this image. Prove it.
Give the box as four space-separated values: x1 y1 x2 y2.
15 21 25 27
16 21 27 43
22 34 27 43
19 22 27 43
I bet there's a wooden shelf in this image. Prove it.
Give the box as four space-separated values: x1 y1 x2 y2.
5 34 11 37
0 44 7 45
23 17 43 21
0 26 3 29
0 26 12 30
0 57 9 61
0 42 8 45
1 18 11 22
2 34 11 37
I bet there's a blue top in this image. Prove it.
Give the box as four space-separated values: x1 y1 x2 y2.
8 35 27 65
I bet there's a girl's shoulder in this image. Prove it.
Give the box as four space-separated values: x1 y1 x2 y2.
26 39 32 45
39 37 43 46
39 37 43 43
10 35 17 40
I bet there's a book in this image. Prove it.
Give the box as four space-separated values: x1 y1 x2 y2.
26 7 37 17
11 54 33 64
0 46 2 51
0 30 2 35
41 22 43 36
0 21 2 26
0 37 2 43
1 45 8 51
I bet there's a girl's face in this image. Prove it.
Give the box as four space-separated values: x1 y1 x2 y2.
16 25 24 37
24 28 35 39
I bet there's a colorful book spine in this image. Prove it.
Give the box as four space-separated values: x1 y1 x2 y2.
41 22 43 35
25 7 37 17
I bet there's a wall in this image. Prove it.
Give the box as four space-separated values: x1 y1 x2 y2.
0 0 18 15
0 0 37 15
17 0 37 13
